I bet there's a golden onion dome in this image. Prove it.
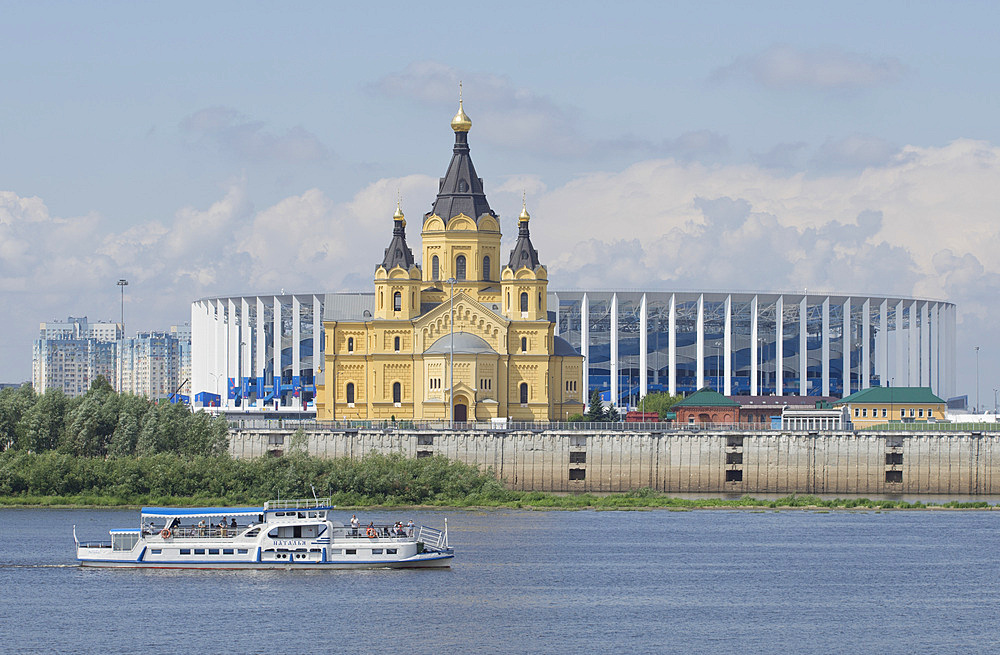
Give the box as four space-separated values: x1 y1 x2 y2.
519 195 530 222
451 99 471 132
393 202 405 227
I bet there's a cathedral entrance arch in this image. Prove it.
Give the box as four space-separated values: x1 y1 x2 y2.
453 394 469 422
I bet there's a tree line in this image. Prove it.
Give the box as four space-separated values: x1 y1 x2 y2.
0 378 228 457
569 390 682 422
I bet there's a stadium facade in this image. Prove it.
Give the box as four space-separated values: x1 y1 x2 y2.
191 290 955 410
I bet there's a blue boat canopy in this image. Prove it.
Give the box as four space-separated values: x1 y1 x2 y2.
141 507 264 518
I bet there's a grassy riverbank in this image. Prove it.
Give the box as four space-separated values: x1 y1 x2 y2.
0 451 994 510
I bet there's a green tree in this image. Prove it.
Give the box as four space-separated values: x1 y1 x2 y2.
62 387 119 456
0 385 36 451
288 427 309 456
585 389 606 422
606 404 621 422
16 389 68 452
637 392 683 419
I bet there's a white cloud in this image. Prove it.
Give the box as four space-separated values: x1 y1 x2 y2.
4 138 999 397
713 44 905 91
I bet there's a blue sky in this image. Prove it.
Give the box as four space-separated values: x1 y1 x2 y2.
2 1 999 403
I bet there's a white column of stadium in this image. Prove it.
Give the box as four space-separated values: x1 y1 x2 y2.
821 297 830 397
799 296 807 396
668 294 676 397
724 295 732 396
909 300 919 387
862 299 871 391
921 302 930 387
581 294 589 408
228 299 239 408
293 296 301 396
215 299 226 401
256 297 265 399
842 298 850 398
750 295 758 396
878 300 888 389
240 298 250 400
272 297 281 404
610 293 618 408
894 300 905 387
639 294 647 400
775 296 783 396
696 294 704 390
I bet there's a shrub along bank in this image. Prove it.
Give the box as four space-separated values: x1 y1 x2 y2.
0 449 993 509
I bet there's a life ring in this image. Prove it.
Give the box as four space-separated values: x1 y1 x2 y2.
160 528 172 539
366 527 376 538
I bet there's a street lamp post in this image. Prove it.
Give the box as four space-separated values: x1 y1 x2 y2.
446 277 457 426
117 279 128 330
116 279 128 394
975 345 981 413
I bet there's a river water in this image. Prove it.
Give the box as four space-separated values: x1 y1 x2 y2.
2 507 999 654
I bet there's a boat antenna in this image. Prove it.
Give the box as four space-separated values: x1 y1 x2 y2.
311 485 318 502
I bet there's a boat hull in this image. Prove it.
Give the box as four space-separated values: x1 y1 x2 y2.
77 551 453 570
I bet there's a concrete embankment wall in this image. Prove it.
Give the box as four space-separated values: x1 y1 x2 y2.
229 429 1000 495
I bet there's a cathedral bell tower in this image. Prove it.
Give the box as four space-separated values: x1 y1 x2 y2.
500 197 548 321
373 202 422 320
420 91 502 301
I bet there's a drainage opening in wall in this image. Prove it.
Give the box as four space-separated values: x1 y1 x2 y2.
569 468 586 480
885 452 903 465
416 450 432 458
726 452 743 465
725 469 743 482
726 436 744 448
885 470 903 483
569 452 586 464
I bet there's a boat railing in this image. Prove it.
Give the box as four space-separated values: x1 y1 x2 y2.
146 526 248 540
77 540 112 549
264 497 333 511
343 524 415 540
416 525 448 551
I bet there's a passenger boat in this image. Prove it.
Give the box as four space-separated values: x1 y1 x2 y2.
74 497 453 569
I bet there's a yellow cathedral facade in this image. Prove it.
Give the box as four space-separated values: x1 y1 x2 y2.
315 99 584 422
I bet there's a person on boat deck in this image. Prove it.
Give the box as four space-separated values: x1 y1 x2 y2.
350 514 359 536
219 519 228 537
406 520 414 537
230 518 237 531
198 519 206 536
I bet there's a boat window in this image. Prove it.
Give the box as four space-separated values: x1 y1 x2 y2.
244 528 259 538
238 549 248 554
151 549 162 555
112 532 140 551
346 549 357 555
386 548 397 555
209 549 219 555
372 549 383 555
224 549 234 555
194 549 205 555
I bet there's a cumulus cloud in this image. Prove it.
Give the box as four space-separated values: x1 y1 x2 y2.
5 138 1000 397
713 44 905 91
180 106 330 163
811 133 902 172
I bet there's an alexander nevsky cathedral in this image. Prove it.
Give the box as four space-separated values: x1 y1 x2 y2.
313 98 585 421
